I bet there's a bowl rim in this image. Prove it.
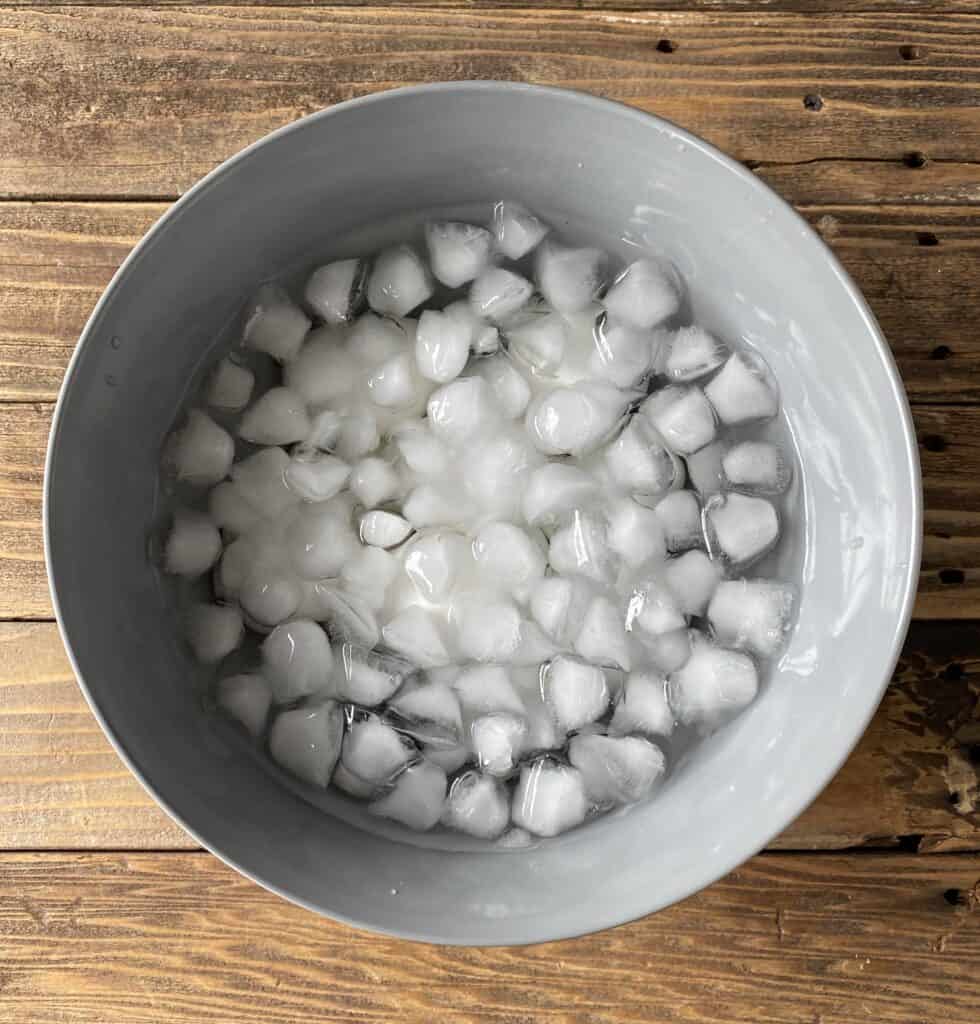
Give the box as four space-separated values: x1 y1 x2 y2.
44 80 923 945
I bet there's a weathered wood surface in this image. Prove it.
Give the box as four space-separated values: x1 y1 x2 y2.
2 9 980 199
1 619 977 852
0 851 978 1023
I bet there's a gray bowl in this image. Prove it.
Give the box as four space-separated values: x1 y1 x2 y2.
45 82 921 945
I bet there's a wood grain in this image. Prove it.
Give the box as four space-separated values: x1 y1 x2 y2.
0 851 978 1023
2 8 980 199
0 619 976 852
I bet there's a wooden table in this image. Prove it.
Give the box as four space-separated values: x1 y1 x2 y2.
1 3 979 1021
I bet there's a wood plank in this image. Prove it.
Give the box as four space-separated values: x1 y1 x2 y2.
0 851 978 1023
3 201 980 404
2 620 977 852
2 8 980 200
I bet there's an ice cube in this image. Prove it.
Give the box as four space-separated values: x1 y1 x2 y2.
415 308 472 384
453 665 525 717
186 602 243 664
469 267 533 322
443 771 510 839
402 484 471 529
512 758 588 837
243 284 311 363
443 299 499 355
337 643 408 706
382 607 452 668
285 499 359 579
369 759 447 831
471 712 528 777
424 743 470 775
208 481 261 537
334 715 414 799
660 325 729 382
643 627 692 675
392 421 451 478
341 546 398 611
427 377 500 444
472 522 546 602
568 734 666 806
492 201 550 260
454 594 523 663
231 448 297 518
335 411 381 462
548 510 616 584
605 497 667 568
722 441 792 495
471 354 532 420
240 572 302 629
366 245 433 317
668 635 758 731
505 308 567 377
304 258 366 325
574 594 632 670
366 352 420 409
509 670 562 754
703 492 779 569
425 221 493 288
349 456 401 508
402 530 470 603
653 490 703 553
309 585 380 648
239 387 311 446
347 312 408 366
590 315 654 388
663 549 723 616
603 259 680 330
685 441 726 496
707 579 796 658
522 463 599 528
704 351 779 425
529 575 591 646
603 415 683 502
541 655 609 733
609 671 674 738
167 409 234 486
284 329 358 407
262 618 334 704
389 682 463 747
625 578 686 639
641 386 716 455
536 242 606 314
207 357 254 411
460 431 540 522
163 510 222 577
214 533 265 599
269 700 343 787
302 409 344 454
284 452 350 502
216 673 271 738
510 620 562 666
360 510 412 549
525 381 632 456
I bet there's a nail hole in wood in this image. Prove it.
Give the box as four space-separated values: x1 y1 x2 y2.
803 94 823 112
916 231 940 246
930 345 952 360
944 663 965 682
939 569 965 585
899 45 926 61
967 744 980 765
896 834 922 852
944 888 965 906
947 790 961 806
903 151 928 169
922 434 946 453
656 39 676 54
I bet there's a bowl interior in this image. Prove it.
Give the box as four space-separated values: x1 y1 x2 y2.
46 83 920 944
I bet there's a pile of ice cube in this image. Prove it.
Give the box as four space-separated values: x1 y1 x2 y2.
161 201 796 842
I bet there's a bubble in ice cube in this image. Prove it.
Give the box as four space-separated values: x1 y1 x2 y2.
603 415 683 502
574 594 632 670
653 490 703 554
369 759 447 831
492 201 550 261
526 381 633 456
471 712 528 777
402 530 470 603
541 655 609 733
163 510 222 577
334 410 381 462
269 700 343 788
360 509 412 548
703 351 779 425
505 307 567 377
207 357 254 412
663 549 723 617
536 241 606 314
284 452 350 502
522 462 599 528
309 584 381 648
472 522 547 602
590 314 655 389
641 386 716 456
460 431 540 522
469 267 533 322
304 258 366 325
602 259 680 330
388 681 463 747
240 571 302 629
186 602 243 664
470 354 532 420
569 733 666 807
337 643 409 706
383 606 452 668
402 483 471 529
512 758 588 837
261 618 334 704
425 221 493 288
454 665 526 717
609 671 673 738
216 673 271 738
529 575 591 646
347 312 408 367
341 546 398 611
703 491 779 569
707 578 796 658
660 325 729 383
454 593 523 663
243 284 311 363
625 578 686 639
668 634 758 732
548 510 616 584
334 715 414 798
605 497 667 568
239 387 311 446
427 376 500 445
285 499 359 579
415 307 471 384
349 456 401 508
684 441 726 497
208 481 261 537
284 329 358 407
443 771 510 839
166 409 234 486
722 441 792 495
366 245 433 317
